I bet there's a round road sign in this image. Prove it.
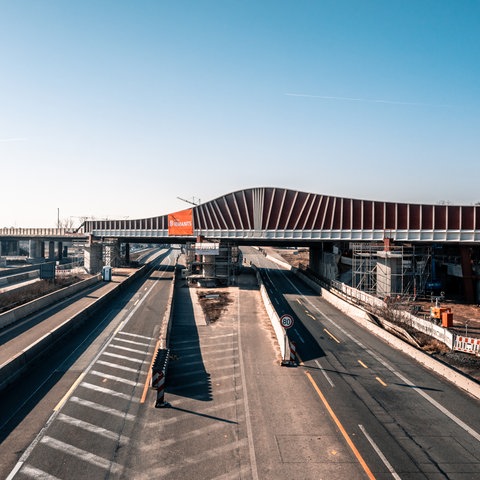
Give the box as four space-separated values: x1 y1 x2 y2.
280 314 294 329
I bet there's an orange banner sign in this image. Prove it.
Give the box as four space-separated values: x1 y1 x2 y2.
168 208 194 236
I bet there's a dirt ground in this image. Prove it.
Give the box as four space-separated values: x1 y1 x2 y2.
197 290 233 324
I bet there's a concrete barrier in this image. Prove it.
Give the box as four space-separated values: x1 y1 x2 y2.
158 262 178 350
294 270 480 400
0 270 38 287
0 265 148 394
251 264 290 361
0 275 102 329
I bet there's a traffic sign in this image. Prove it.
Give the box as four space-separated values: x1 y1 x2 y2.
280 314 294 329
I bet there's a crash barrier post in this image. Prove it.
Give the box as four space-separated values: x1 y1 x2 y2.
152 347 170 407
289 340 297 364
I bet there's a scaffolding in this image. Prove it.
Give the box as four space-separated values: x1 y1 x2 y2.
352 243 432 300
184 240 240 287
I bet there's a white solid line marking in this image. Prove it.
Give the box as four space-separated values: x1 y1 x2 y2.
315 359 335 387
80 382 140 402
102 351 144 364
90 370 139 387
108 344 146 355
359 424 401 479
96 360 143 374
69 396 135 421
117 331 151 340
114 337 151 347
57 413 129 445
41 436 122 474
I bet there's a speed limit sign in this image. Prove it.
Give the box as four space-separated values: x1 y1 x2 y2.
280 314 294 329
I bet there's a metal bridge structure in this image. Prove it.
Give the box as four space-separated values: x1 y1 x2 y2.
81 187 480 244
2 187 480 301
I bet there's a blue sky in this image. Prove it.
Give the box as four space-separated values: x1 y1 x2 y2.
1 0 479 227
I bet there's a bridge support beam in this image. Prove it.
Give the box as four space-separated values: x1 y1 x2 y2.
309 244 339 281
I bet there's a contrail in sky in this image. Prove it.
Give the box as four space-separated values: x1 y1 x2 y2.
285 93 449 107
0 137 28 142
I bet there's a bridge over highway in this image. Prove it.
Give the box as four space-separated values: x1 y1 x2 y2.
82 186 480 243
2 187 480 302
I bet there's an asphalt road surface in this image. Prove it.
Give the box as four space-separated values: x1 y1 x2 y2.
250 246 480 479
1 246 479 479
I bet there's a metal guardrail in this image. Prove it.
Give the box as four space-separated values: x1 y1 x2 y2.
0 227 86 237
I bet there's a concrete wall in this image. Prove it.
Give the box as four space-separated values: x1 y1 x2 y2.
0 275 102 329
0 266 148 394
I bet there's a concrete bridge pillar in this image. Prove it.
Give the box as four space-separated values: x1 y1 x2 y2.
57 241 63 260
84 242 103 274
48 241 55 260
1 239 18 256
309 243 339 281
28 239 45 262
125 243 130 264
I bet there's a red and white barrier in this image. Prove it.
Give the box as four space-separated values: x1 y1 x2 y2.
454 336 480 356
289 340 297 363
152 348 170 408
155 371 168 408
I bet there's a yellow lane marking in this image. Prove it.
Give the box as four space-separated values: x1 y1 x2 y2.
324 328 340 344
358 360 368 369
306 313 316 320
140 338 161 403
305 372 376 480
296 299 303 304
376 377 387 387
54 372 88 412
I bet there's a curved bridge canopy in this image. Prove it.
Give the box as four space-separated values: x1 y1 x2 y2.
83 187 480 244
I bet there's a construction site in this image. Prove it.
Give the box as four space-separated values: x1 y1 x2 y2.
182 240 240 287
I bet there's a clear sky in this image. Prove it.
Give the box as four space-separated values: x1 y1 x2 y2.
1 0 479 228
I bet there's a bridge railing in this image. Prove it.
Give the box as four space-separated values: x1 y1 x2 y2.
0 227 81 237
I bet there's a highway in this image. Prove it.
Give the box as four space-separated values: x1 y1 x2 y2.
1 245 479 479
250 246 480 479
0 248 177 479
